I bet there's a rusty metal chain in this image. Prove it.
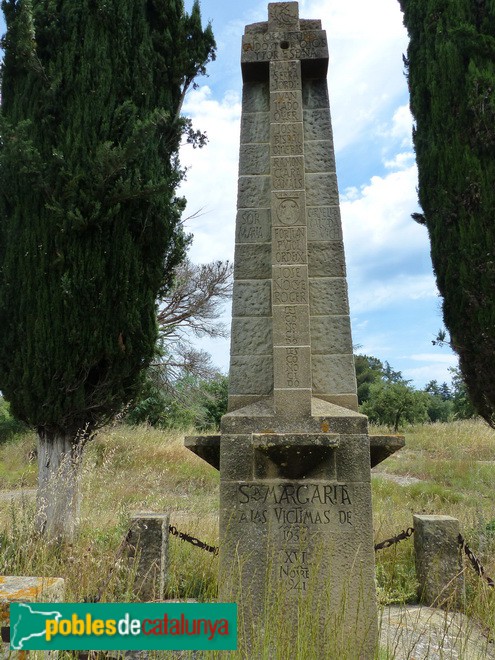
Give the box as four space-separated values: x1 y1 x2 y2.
374 527 415 552
458 533 495 588
168 525 219 556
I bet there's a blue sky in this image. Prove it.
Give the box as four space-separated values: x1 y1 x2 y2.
0 1 458 387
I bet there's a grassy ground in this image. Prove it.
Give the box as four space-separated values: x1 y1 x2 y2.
1 419 495 656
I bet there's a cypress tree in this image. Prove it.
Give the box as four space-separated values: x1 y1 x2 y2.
398 0 495 426
0 0 215 538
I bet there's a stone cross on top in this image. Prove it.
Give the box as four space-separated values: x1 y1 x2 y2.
229 1 358 419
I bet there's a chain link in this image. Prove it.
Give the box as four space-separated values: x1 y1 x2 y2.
168 525 219 556
374 527 415 552
458 533 495 588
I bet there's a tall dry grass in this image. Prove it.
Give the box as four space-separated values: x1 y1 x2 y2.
0 419 495 656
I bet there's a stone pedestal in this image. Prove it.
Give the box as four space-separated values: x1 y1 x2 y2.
218 400 377 656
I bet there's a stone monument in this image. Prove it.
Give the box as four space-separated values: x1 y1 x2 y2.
186 2 404 655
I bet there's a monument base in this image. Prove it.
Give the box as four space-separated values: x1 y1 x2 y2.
218 397 378 657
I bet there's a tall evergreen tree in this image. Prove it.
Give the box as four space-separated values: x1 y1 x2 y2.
0 0 215 538
398 0 495 426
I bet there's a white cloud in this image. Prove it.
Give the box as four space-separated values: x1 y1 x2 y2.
303 0 410 153
179 86 241 264
342 164 424 265
350 274 437 314
410 354 456 364
404 360 458 387
390 104 414 144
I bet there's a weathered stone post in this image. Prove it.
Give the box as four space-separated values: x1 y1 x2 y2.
413 514 465 608
128 513 169 601
186 2 404 655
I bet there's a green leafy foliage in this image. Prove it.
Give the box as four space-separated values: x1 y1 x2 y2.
0 397 28 443
126 372 228 431
354 354 384 405
0 0 216 437
398 0 495 426
361 381 430 431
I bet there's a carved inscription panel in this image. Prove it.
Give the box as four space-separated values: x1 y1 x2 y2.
271 91 303 123
274 346 311 389
273 226 307 265
236 481 353 593
273 304 310 346
307 207 342 241
242 31 328 64
271 123 303 156
272 156 304 191
273 265 308 304
270 60 301 92
236 209 271 243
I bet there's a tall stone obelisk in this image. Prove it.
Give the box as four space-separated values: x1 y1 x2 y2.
187 2 404 656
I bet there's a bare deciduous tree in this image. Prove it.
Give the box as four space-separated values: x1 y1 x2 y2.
153 259 233 388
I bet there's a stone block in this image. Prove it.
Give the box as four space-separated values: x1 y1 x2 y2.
274 346 311 389
272 225 307 265
313 394 360 414
242 30 328 67
309 277 350 315
304 140 335 173
303 108 333 141
242 81 270 113
236 208 271 243
268 2 300 31
232 280 271 317
308 242 346 278
234 243 271 280
128 513 169 601
312 354 357 394
244 22 267 35
271 155 305 191
301 19 322 30
307 206 342 241
271 90 303 123
302 78 330 109
220 434 254 480
231 316 273 355
1 575 64 659
272 190 306 227
273 388 312 419
271 122 303 156
272 264 309 305
241 112 270 144
335 435 372 482
413 515 465 608
270 60 301 92
237 175 271 208
310 315 353 354
305 172 339 206
227 394 271 413
239 143 270 176
273 304 310 346
229 355 274 395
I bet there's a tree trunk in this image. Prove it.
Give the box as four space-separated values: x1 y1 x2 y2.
36 430 86 541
